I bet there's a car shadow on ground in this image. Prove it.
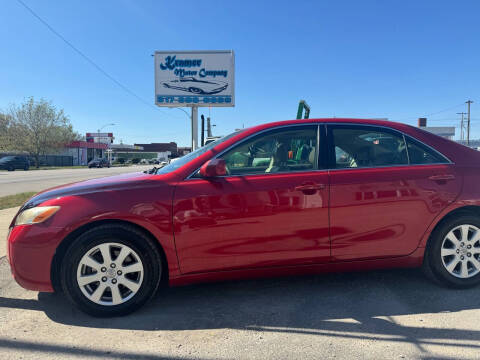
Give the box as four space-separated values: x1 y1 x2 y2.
2 268 480 352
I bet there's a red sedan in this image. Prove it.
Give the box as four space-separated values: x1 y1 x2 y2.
7 118 480 316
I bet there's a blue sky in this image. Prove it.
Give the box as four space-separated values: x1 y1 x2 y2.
1 0 479 146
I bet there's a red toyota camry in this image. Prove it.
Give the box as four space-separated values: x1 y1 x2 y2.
7 118 480 316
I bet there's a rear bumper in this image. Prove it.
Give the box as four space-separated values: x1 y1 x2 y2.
7 224 63 292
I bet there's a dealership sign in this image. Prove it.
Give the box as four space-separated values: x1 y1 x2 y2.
154 50 235 107
86 132 114 145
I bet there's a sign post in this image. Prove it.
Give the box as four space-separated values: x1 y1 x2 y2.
154 50 235 151
191 106 198 150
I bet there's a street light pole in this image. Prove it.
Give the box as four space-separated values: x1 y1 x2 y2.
457 112 467 141
466 100 473 146
96 123 115 162
191 106 198 151
98 123 115 133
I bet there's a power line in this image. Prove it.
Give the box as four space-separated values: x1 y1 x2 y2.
394 102 467 122
423 103 466 117
15 0 177 118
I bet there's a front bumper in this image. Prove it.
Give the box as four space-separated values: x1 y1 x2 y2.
7 223 63 292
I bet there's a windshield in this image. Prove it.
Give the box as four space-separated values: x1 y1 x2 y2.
156 130 244 175
0 156 14 163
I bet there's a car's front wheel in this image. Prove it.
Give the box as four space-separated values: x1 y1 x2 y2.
424 214 480 288
60 224 162 316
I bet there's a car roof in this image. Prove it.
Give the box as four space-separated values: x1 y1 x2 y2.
246 118 406 132
236 118 480 166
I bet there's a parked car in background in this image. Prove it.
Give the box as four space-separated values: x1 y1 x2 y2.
87 158 110 168
0 155 30 171
8 118 480 317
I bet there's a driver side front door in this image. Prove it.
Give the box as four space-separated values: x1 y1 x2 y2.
172 125 331 274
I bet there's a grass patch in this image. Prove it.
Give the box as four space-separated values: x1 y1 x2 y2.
0 192 37 210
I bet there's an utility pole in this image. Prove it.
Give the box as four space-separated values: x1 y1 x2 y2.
207 117 212 137
200 115 205 147
191 106 198 151
466 100 473 146
457 112 467 141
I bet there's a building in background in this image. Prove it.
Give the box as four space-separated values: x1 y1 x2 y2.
417 118 455 140
65 141 108 165
134 142 178 161
177 147 192 156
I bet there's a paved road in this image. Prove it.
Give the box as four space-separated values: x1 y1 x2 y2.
0 165 152 197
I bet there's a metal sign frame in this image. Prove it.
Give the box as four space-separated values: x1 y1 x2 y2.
154 50 235 150
154 50 235 108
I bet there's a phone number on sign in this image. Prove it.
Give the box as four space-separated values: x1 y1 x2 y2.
156 95 232 105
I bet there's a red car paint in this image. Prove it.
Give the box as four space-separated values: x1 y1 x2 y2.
7 118 480 292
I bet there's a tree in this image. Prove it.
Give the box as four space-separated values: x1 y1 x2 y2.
6 97 81 167
0 112 16 151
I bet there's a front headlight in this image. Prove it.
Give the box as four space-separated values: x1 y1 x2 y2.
15 206 60 226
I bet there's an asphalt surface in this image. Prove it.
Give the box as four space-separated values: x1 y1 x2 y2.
1 167 480 359
0 165 152 197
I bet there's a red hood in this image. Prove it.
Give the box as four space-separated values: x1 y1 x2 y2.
23 171 156 209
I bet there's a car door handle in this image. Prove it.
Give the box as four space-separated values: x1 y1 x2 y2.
428 174 456 181
294 183 326 193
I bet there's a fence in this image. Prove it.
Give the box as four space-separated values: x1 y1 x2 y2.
0 153 73 167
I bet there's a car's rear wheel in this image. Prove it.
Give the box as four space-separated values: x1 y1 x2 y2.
60 224 162 316
424 214 480 288
7 165 14 171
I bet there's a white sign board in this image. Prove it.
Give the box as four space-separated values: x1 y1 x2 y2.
154 50 234 107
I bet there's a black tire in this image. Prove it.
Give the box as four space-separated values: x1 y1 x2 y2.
424 214 480 288
8 165 14 171
24 164 29 171
60 224 162 316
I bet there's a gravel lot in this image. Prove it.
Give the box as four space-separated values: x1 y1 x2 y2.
1 255 480 359
1 167 480 359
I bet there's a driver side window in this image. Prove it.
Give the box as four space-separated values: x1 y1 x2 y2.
220 126 318 176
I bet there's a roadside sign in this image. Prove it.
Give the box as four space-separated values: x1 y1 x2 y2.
154 50 235 107
86 133 114 145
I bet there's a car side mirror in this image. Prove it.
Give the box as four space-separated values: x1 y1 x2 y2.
199 159 227 178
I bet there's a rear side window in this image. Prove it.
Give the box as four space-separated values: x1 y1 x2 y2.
330 126 408 168
406 138 448 164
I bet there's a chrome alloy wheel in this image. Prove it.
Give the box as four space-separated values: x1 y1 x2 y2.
76 242 144 306
441 224 480 279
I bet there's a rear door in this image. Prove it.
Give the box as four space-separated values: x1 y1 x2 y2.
327 124 462 261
